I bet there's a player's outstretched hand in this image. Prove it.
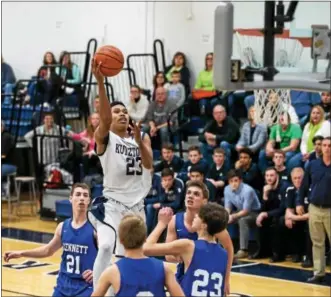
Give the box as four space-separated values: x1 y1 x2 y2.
158 207 173 226
4 251 22 262
91 58 104 83
82 269 93 284
130 120 143 145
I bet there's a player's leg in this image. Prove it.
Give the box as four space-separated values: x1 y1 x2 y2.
52 287 65 297
93 221 116 287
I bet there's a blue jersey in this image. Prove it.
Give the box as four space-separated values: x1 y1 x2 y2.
115 257 166 297
181 240 228 297
175 212 198 281
55 219 98 297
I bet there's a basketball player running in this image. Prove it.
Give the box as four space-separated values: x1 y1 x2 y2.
4 183 97 297
165 181 233 295
143 185 229 297
88 59 153 288
91 214 185 297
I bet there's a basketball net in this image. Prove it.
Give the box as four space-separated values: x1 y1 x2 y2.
234 31 304 126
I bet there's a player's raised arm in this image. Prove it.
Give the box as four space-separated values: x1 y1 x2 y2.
165 215 180 263
132 121 153 170
4 223 63 261
143 208 193 261
92 59 112 153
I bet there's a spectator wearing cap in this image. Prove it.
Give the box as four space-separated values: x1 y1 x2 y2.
224 169 261 259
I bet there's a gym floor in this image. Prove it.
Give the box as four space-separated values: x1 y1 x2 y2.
1 204 330 297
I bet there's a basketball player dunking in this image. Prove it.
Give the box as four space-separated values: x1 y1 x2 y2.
88 59 153 289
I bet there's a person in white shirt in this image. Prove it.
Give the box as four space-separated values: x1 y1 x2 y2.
127 85 149 122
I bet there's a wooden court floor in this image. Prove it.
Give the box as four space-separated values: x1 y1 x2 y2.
1 204 330 297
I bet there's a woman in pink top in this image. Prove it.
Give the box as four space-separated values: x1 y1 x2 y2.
69 113 101 176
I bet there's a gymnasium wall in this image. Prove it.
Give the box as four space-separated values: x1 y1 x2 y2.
2 1 330 81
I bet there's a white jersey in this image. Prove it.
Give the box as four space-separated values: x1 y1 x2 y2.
98 131 152 207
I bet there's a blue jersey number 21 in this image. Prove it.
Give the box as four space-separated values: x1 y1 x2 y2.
66 255 80 274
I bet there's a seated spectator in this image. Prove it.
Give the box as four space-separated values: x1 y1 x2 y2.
319 91 331 120
145 174 162 234
67 113 101 179
93 95 100 113
127 85 149 122
272 150 290 183
145 169 184 234
178 145 209 183
191 53 222 115
164 70 185 107
153 143 184 173
1 56 16 102
236 106 268 158
24 112 66 166
254 168 288 261
56 51 82 94
235 148 263 193
38 51 57 78
292 106 331 167
206 148 229 203
164 52 190 95
285 167 312 267
199 104 240 166
188 164 216 202
144 86 177 147
151 72 166 101
258 112 302 173
224 169 261 258
309 135 323 163
1 121 16 187
244 90 299 126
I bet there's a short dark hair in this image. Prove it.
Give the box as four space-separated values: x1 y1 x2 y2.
161 143 174 151
119 214 147 249
110 101 126 108
323 136 331 142
239 148 253 158
186 180 209 200
188 145 201 154
199 203 229 236
171 70 181 75
189 164 205 175
131 84 141 92
227 169 242 181
265 167 279 176
161 168 174 178
70 183 91 197
313 135 324 144
273 150 285 158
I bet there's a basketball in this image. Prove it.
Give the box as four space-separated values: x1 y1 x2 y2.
94 45 124 77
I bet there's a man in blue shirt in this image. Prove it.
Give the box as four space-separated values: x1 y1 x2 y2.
224 169 261 258
298 136 331 284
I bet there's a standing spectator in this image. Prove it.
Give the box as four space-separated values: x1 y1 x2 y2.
24 112 66 166
224 169 261 258
298 137 331 284
236 106 268 158
285 167 312 267
144 87 177 146
165 52 190 95
199 104 240 166
153 143 184 173
254 168 288 261
1 56 16 101
127 85 149 122
235 148 263 193
151 72 166 101
164 71 185 107
258 112 302 173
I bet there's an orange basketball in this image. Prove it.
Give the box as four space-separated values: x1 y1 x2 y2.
94 45 124 77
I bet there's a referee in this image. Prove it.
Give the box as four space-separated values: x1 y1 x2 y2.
298 136 331 284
